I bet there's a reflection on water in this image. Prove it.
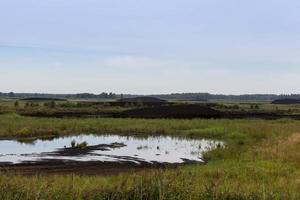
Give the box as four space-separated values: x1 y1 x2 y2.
0 134 223 164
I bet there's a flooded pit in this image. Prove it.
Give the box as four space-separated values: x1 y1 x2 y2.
0 134 223 164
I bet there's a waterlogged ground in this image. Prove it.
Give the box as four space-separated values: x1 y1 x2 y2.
0 134 222 165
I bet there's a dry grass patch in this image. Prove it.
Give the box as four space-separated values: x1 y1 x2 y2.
259 133 300 164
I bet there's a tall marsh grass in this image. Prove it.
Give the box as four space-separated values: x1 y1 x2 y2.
1 114 300 199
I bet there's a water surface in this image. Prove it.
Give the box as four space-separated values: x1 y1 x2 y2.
0 134 222 164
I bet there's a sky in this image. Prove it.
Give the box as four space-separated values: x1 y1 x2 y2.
0 0 300 94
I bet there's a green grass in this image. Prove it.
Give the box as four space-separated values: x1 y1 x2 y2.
0 99 130 118
216 101 300 114
1 114 300 199
0 113 297 142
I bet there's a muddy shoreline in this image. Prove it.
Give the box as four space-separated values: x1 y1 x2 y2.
0 159 202 176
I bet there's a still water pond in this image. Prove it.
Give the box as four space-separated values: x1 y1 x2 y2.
0 134 222 164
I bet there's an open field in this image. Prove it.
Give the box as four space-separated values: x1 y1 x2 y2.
1 103 300 199
2 0 300 198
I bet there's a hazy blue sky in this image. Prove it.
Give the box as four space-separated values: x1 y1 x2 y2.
0 0 300 94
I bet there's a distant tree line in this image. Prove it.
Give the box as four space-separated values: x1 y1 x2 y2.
1 92 300 101
0 92 120 99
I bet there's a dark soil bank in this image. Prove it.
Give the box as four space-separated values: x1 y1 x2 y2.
271 98 300 104
119 104 222 119
0 161 170 176
16 103 300 120
0 160 200 176
118 97 167 103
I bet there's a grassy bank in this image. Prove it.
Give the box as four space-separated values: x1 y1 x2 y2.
1 114 300 199
0 113 298 141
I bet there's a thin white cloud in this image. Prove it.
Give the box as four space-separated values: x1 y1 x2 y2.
104 56 169 70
